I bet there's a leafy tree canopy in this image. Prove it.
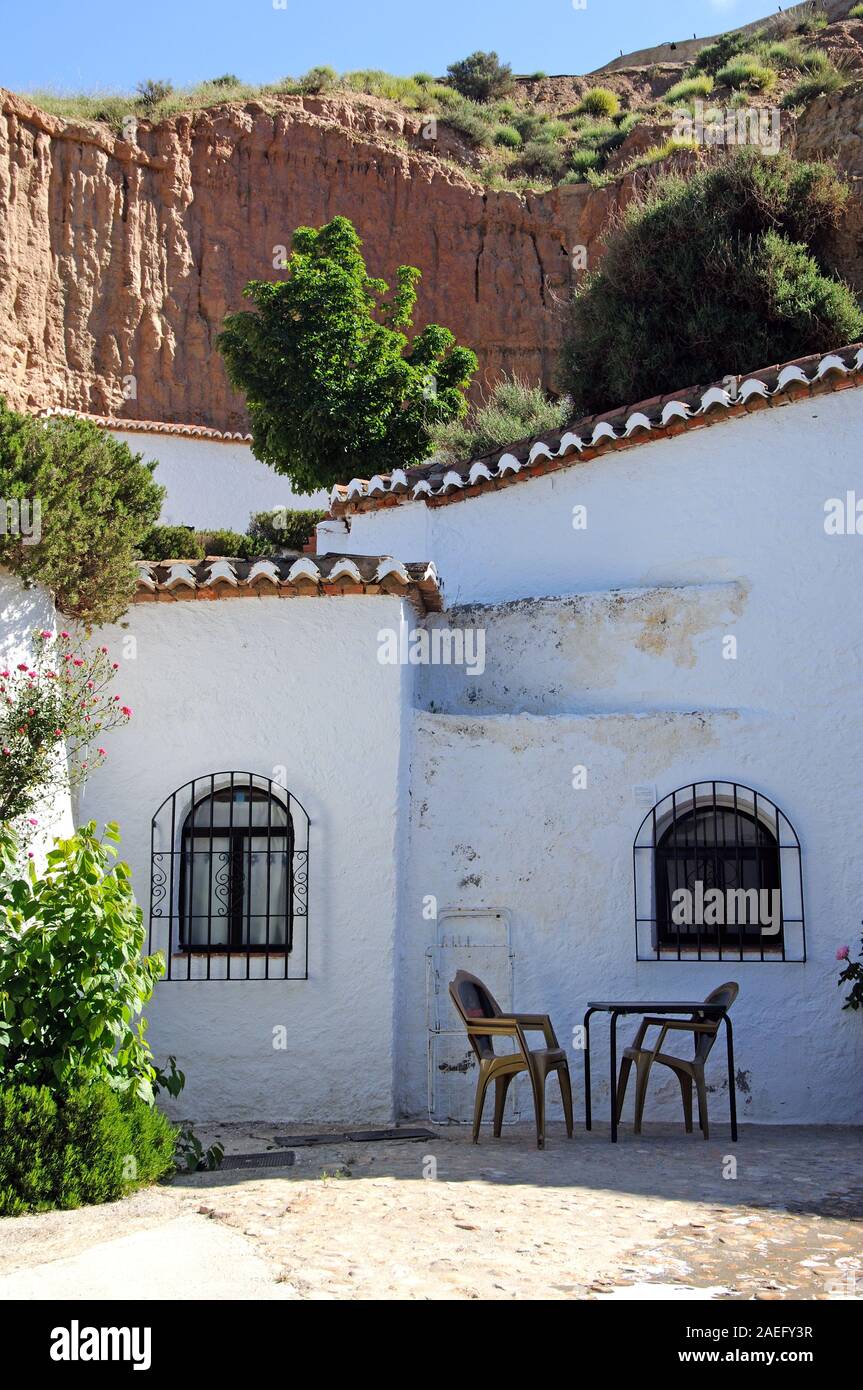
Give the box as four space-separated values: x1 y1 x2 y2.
218 216 477 491
561 150 863 416
446 50 514 103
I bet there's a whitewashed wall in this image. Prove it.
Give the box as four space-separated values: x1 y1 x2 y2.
109 431 328 533
0 569 74 849
336 389 863 1126
84 594 415 1124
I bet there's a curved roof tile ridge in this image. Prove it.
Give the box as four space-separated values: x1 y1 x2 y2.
329 341 863 517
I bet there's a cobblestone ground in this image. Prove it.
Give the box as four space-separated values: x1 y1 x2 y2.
1 1125 861 1300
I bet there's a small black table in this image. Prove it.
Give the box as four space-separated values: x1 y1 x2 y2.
583 1000 737 1143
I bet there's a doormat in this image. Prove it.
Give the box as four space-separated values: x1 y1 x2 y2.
217 1150 297 1171
273 1127 435 1148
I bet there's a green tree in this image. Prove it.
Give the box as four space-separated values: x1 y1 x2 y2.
446 51 514 103
561 151 863 416
218 216 477 491
0 402 163 626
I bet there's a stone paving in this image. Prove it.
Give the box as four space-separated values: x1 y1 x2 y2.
1 1123 860 1300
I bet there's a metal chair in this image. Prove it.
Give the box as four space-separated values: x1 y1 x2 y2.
615 982 739 1139
449 969 573 1150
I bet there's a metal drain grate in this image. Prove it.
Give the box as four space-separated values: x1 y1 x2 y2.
217 1150 297 1171
273 1127 435 1148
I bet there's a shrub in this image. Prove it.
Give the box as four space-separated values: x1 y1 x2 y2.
0 401 164 626
135 78 173 110
577 87 620 117
796 8 828 33
835 936 863 1010
440 98 494 145
850 3 863 16
208 73 241 87
567 148 601 179
692 32 752 76
664 74 714 103
511 110 553 142
412 72 435 86
0 631 131 826
298 65 338 95
217 216 476 490
0 822 164 1099
431 377 572 461
560 150 863 416
620 136 696 173
493 124 522 148
138 524 202 560
446 51 514 103
716 55 778 91
195 528 257 558
520 140 568 180
0 1083 175 1215
248 507 326 552
781 70 846 107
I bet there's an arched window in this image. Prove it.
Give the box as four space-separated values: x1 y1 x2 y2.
634 782 804 962
150 773 309 980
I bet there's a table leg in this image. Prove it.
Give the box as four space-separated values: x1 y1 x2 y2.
583 1009 594 1131
724 1013 737 1142
610 1010 620 1143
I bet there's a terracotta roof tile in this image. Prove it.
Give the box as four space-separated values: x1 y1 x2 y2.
330 343 863 516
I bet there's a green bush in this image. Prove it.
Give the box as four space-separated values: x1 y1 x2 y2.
218 215 476 490
664 74 714 103
136 78 173 110
0 1083 175 1215
692 32 753 76
560 150 863 416
796 9 828 34
298 65 338 95
440 98 494 145
716 55 778 91
445 50 514 103
196 528 257 559
431 377 572 461
577 87 620 118
850 3 863 17
138 524 202 560
520 140 568 180
781 70 846 107
567 148 601 179
0 401 163 626
0 822 164 1099
493 124 522 148
248 507 326 552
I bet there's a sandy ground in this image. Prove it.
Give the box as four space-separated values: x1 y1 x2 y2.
0 1122 860 1301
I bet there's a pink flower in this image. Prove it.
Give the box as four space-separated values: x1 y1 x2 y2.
16 662 28 671
39 630 52 640
27 818 38 827
0 670 7 678
111 662 119 670
837 945 850 961
27 852 33 860
53 729 62 737
121 706 132 717
99 646 108 654
72 658 84 668
97 747 106 757
60 631 70 639
1 748 9 756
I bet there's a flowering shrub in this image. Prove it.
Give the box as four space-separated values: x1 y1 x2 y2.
836 936 863 1012
0 821 163 1099
0 630 130 826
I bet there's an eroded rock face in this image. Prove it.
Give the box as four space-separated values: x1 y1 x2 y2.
1 80 862 434
0 89 615 430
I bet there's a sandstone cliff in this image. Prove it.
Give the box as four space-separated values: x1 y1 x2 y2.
1 81 862 433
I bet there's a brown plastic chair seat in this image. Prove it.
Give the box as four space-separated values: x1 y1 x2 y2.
448 969 574 1150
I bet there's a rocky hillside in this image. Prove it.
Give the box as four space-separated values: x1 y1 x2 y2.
2 8 863 431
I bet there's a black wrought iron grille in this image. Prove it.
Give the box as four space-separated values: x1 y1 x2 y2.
150 773 309 980
633 782 804 962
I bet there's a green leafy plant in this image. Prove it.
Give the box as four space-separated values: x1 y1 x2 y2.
576 87 620 118
431 377 572 462
0 400 163 626
561 150 863 416
781 69 846 108
493 124 522 148
836 936 863 1010
247 508 326 552
716 55 778 91
0 1082 176 1214
445 51 514 103
850 3 863 17
136 78 173 109
217 215 477 491
297 65 338 95
0 630 131 826
664 74 714 104
520 140 568 180
138 525 203 561
692 32 753 76
152 1055 224 1172
0 822 164 1100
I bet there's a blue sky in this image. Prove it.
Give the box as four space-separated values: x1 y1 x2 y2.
4 0 776 93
